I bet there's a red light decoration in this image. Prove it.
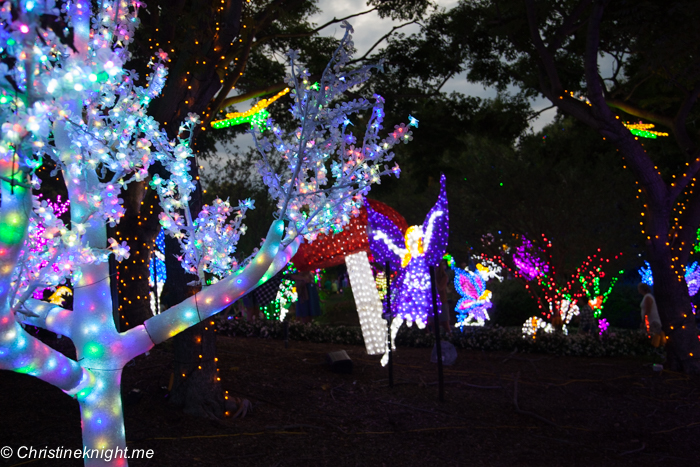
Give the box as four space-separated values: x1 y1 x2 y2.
291 199 408 270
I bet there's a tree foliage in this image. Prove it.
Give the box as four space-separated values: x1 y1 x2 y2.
381 0 700 371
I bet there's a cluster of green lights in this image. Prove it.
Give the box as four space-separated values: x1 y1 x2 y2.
694 227 700 254
623 122 668 139
211 109 270 130
443 253 455 268
578 269 622 318
629 128 660 139
261 263 299 320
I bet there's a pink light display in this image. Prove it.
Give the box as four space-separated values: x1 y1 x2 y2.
29 195 70 299
513 237 549 280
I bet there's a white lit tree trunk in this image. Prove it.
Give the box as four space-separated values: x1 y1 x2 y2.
345 251 386 355
15 216 295 465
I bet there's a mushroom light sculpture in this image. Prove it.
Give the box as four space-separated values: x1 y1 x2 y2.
291 200 408 355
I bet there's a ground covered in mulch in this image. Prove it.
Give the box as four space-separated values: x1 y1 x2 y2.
2 333 700 466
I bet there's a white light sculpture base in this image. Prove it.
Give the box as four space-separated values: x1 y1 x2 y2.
345 251 387 355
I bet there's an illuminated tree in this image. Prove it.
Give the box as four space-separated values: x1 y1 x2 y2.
118 0 433 329
117 0 431 414
577 253 624 320
0 2 410 464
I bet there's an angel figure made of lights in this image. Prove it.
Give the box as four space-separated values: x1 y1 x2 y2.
367 174 449 336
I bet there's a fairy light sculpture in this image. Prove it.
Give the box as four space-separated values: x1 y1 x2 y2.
367 175 449 338
452 266 492 328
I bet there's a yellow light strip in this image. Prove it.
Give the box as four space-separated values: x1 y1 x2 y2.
623 121 669 137
212 87 290 126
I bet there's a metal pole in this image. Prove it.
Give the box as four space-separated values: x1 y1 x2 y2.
430 265 444 402
386 261 393 388
153 249 160 315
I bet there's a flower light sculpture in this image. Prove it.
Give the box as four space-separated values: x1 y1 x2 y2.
481 236 622 338
367 175 449 337
148 229 166 315
522 315 555 339
513 237 549 280
639 261 654 287
576 253 623 333
258 264 298 321
0 4 411 464
640 260 700 315
479 235 576 320
30 194 70 299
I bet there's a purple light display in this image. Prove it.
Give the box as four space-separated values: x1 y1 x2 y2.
367 175 449 326
685 262 700 297
513 237 549 281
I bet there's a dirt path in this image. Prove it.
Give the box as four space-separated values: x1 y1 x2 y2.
1 335 699 466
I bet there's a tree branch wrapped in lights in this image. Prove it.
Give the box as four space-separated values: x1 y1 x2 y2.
0 2 413 464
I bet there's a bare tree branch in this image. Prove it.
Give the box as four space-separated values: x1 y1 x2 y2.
347 20 420 65
525 0 598 128
525 0 563 97
527 104 556 121
623 74 652 102
312 6 378 33
548 0 592 52
672 82 700 155
605 98 675 129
